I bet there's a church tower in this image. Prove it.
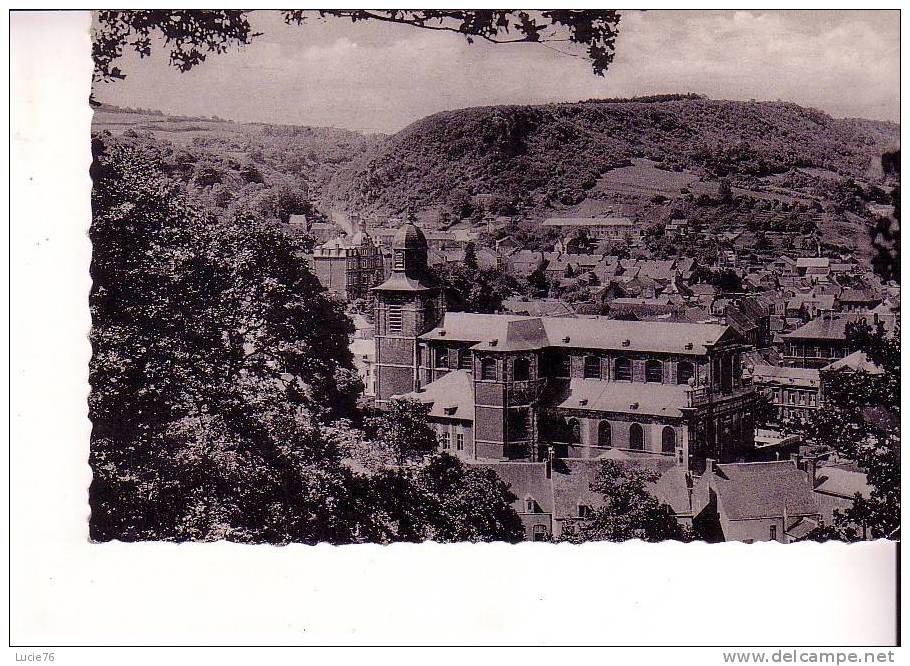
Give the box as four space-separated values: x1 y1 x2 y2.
372 223 445 407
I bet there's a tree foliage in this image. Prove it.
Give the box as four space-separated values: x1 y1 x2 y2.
432 254 520 314
793 320 900 540
559 461 691 543
359 399 523 543
93 10 622 82
89 134 366 542
89 142 523 543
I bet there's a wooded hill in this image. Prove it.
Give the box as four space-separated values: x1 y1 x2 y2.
322 96 898 218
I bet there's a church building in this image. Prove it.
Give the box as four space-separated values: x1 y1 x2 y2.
373 224 760 473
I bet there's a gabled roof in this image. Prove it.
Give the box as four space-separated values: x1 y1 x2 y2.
473 462 553 513
713 461 818 521
472 317 550 352
541 317 735 355
813 464 871 499
796 257 830 269
838 288 880 303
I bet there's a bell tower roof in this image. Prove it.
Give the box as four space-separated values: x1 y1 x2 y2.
393 223 427 251
373 222 438 293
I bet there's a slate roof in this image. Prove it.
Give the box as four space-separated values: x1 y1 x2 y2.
783 313 897 341
751 364 820 388
421 312 737 356
796 257 830 269
502 298 576 318
813 464 871 500
713 461 818 521
405 370 474 421
473 462 553 513
554 378 690 418
838 289 880 303
821 351 884 374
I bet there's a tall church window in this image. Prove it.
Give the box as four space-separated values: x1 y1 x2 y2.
629 423 644 450
598 421 612 447
513 357 531 382
393 250 405 271
662 426 677 453
614 357 633 381
567 419 581 444
645 359 664 383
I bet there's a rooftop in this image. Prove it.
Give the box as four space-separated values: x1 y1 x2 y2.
782 313 896 341
814 464 871 499
405 370 475 421
821 350 884 374
713 461 818 521
751 364 820 388
542 216 636 228
554 378 691 418
420 312 738 356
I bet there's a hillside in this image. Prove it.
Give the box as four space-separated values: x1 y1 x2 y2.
92 104 378 215
323 97 898 220
93 98 898 259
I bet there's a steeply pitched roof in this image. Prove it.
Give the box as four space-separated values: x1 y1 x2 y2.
473 462 553 513
405 370 474 421
713 461 818 520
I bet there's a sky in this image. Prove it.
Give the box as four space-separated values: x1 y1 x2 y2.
94 10 900 134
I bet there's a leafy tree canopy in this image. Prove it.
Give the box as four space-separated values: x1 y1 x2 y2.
793 320 900 540
559 461 691 543
93 10 622 82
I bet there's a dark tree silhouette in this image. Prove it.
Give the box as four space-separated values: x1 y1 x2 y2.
92 10 622 82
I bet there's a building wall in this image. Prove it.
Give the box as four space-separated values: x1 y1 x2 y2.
431 419 474 460
720 516 787 543
783 340 848 368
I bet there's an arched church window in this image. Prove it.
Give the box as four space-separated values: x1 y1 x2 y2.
629 423 644 450
598 421 612 447
645 359 664 383
662 426 677 453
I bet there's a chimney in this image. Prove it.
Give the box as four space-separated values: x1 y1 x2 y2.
545 446 555 479
806 457 818 489
705 458 716 475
